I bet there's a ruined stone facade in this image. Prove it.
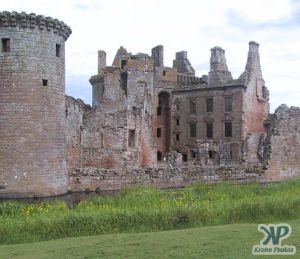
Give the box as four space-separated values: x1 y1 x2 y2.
0 11 299 197
66 41 270 169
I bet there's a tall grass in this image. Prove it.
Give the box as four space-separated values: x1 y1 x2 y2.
1 180 300 244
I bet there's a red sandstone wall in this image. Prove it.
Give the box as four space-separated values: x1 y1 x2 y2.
264 105 300 181
171 87 244 162
83 57 156 169
65 96 91 171
241 42 269 138
0 12 71 197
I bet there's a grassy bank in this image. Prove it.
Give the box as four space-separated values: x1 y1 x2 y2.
1 220 299 258
1 180 300 244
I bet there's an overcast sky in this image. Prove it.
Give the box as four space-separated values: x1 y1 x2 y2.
2 0 300 112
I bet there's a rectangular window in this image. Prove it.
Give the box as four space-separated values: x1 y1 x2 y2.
182 154 187 162
225 121 232 137
262 86 267 99
42 79 48 86
128 130 135 147
225 96 233 112
120 72 128 96
163 70 166 76
56 44 61 57
190 99 196 114
176 134 180 141
121 60 127 69
157 106 161 116
1 38 10 52
100 132 104 148
190 150 196 159
190 122 196 138
157 128 161 138
206 122 213 139
176 119 180 126
206 98 213 112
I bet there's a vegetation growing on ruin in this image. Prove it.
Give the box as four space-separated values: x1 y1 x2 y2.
0 180 300 244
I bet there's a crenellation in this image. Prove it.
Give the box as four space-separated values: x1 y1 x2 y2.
177 73 204 86
0 11 71 39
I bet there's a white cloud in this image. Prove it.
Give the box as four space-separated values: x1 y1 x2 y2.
227 0 293 24
1 0 300 111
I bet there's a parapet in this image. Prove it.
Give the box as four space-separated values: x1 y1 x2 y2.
0 11 72 40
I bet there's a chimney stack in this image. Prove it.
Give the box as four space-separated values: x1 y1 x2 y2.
151 45 164 67
208 46 232 85
98 50 106 74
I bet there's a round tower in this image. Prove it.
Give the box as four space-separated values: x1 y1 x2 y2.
0 11 71 197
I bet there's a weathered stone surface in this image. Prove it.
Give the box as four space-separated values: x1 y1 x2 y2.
173 51 195 75
263 105 300 181
66 41 299 192
239 42 269 138
0 11 71 39
208 47 232 85
86 50 156 169
0 11 71 198
70 164 264 191
151 45 164 68
0 11 299 198
112 46 130 67
65 96 91 171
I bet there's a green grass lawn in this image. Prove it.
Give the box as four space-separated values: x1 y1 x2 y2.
1 180 300 245
0 219 299 259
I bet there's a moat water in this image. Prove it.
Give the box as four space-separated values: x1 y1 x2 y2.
0 190 120 208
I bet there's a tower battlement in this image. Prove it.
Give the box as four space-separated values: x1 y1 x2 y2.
0 11 71 40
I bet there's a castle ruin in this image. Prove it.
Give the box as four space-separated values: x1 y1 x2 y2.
0 11 299 198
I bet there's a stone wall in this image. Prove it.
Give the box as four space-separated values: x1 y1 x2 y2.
171 86 244 162
173 51 195 76
70 164 264 192
0 11 71 198
239 42 269 138
65 96 91 171
2 26 299 199
65 43 299 194
82 52 157 169
208 47 232 85
263 105 300 181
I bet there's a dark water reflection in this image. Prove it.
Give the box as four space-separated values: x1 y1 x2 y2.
0 190 120 208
